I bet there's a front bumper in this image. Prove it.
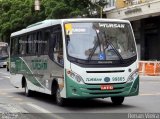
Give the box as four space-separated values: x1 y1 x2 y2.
66 74 139 99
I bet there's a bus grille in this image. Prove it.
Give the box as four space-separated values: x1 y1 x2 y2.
79 83 131 96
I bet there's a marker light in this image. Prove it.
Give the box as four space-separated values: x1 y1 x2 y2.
127 69 139 82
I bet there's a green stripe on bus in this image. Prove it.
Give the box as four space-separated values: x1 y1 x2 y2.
10 57 43 88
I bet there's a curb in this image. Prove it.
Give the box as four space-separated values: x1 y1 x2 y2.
140 76 160 81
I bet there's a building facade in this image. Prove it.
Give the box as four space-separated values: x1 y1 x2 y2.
106 0 160 61
104 0 116 11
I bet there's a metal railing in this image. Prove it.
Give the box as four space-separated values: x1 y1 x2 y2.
139 61 160 76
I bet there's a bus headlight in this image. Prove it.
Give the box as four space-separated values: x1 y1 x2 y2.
127 69 139 82
66 70 84 84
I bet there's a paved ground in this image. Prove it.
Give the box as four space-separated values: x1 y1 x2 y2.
0 68 160 119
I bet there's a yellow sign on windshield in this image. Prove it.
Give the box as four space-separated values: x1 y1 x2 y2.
65 24 72 35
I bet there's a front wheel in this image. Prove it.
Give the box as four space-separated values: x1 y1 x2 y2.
55 87 66 106
111 97 124 105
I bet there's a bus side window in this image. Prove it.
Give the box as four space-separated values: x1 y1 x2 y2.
11 38 19 55
27 34 33 55
19 36 27 55
37 30 48 55
53 27 63 66
49 32 56 60
33 33 37 54
37 31 43 55
43 30 50 54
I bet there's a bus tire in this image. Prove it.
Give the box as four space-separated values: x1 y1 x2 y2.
55 86 66 106
111 97 124 105
24 81 32 97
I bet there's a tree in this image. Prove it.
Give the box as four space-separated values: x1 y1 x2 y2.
0 0 108 43
0 0 46 42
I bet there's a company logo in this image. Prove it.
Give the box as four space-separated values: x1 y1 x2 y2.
86 78 102 82
32 59 47 70
99 23 125 28
104 77 110 82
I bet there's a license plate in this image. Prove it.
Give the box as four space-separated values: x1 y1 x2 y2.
101 85 113 90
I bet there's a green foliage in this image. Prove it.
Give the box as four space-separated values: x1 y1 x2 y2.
0 0 107 42
0 0 45 42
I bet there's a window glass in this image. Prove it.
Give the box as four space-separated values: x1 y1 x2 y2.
37 30 48 55
11 38 19 55
27 34 36 55
37 31 43 54
19 36 27 55
0 44 8 57
54 32 63 65
33 33 37 54
27 34 33 54
49 25 63 66
43 30 50 54
65 22 136 61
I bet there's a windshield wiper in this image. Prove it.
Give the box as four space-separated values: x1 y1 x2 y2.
88 30 124 62
88 30 101 61
87 40 99 61
103 32 124 61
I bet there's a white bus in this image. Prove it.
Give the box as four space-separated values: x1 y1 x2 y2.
10 18 139 106
0 42 8 68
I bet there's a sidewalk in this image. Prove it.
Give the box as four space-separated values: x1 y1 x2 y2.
140 75 160 81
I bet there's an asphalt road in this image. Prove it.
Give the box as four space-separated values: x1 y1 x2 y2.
0 68 160 119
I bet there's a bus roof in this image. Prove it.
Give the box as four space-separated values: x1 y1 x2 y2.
11 18 130 37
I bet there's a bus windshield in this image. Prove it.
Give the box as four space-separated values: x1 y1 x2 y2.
65 22 136 62
0 45 8 58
